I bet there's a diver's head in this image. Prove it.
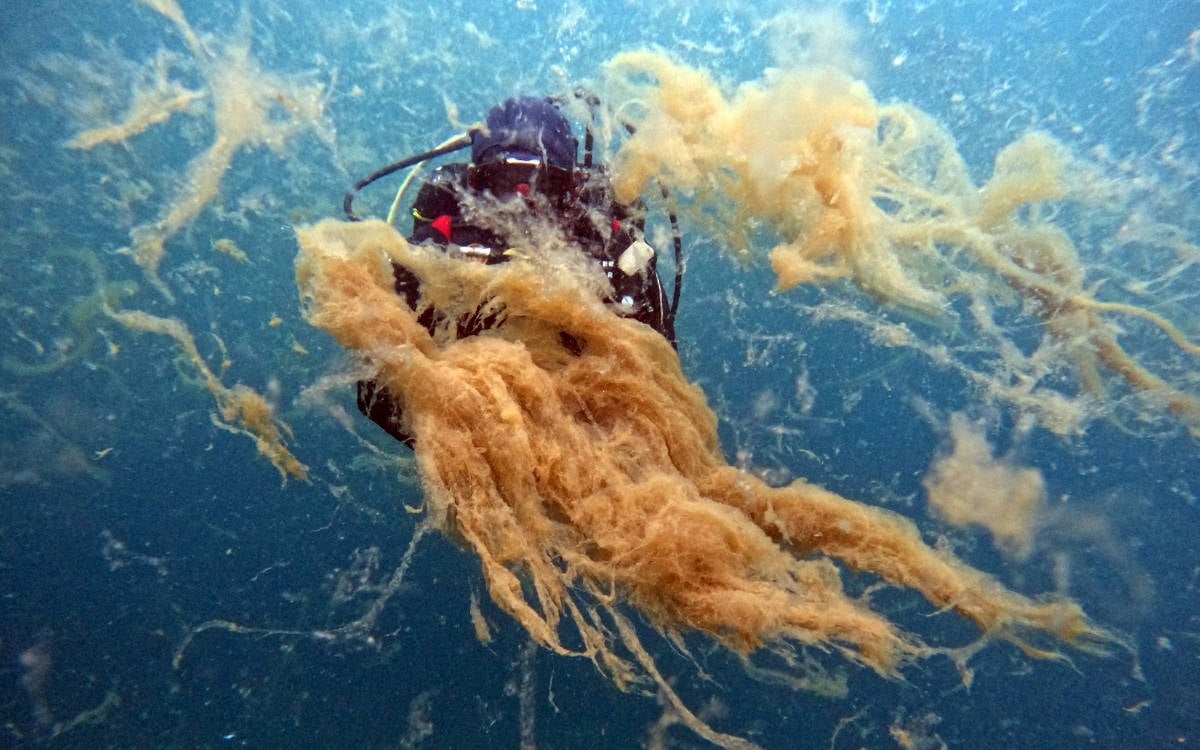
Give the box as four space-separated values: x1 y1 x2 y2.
469 96 577 201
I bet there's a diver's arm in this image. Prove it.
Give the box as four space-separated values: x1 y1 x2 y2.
355 167 465 447
356 378 415 447
605 224 677 347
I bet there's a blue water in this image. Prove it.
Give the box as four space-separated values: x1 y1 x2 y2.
1 1 1198 748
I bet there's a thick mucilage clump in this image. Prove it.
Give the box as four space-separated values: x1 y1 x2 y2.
296 219 1109 749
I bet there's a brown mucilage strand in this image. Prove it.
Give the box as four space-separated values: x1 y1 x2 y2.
606 52 1200 438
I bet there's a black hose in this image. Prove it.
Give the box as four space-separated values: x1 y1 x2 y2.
343 134 473 221
662 185 683 318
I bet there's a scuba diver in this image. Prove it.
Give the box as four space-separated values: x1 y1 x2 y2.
343 96 681 447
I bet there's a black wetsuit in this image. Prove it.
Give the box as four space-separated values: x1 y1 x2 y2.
357 163 676 447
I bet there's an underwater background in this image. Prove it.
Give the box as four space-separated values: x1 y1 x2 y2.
1 0 1198 748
